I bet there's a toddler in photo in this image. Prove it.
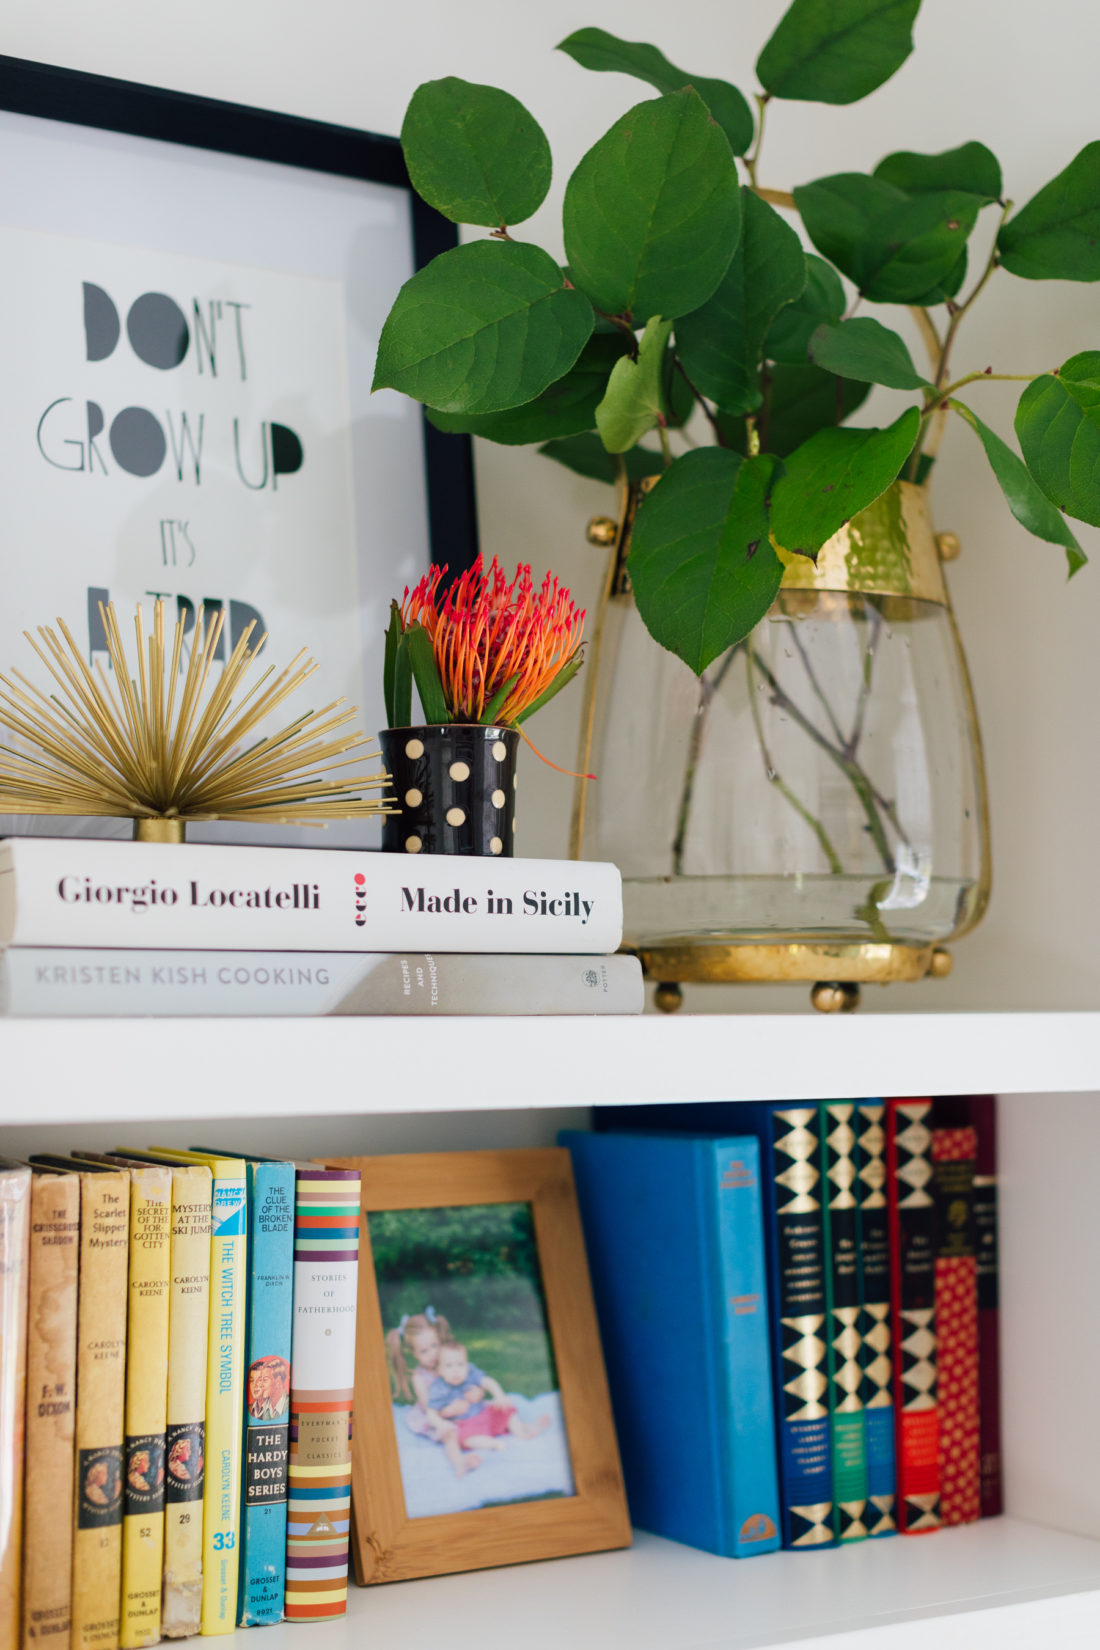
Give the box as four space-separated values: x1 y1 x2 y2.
386 1308 481 1479
429 1339 551 1460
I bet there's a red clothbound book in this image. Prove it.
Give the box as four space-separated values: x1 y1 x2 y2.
887 1099 940 1533
937 1095 1002 1517
931 1124 980 1525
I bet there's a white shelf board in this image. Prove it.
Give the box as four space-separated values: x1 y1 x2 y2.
252 1519 1100 1650
2 1011 1099 1127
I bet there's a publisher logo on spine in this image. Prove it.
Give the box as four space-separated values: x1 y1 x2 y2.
124 1433 166 1514
78 1445 123 1529
353 871 366 928
166 1420 205 1503
245 1421 289 1506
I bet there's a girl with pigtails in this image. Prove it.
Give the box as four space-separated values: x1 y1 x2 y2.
385 1306 482 1479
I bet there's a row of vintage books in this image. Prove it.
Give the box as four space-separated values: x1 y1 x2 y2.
574 1096 1002 1552
0 1149 361 1647
0 836 643 1016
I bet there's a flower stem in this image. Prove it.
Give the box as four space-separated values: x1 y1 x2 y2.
746 642 844 875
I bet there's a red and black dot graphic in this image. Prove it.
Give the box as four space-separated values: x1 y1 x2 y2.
354 872 367 927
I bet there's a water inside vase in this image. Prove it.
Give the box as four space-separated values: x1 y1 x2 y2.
586 589 987 950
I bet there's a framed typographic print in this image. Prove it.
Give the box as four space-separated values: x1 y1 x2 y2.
0 56 477 845
326 1148 631 1583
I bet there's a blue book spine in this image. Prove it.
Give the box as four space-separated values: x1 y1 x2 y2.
820 1102 869 1542
705 1139 782 1555
750 1103 835 1550
238 1160 295 1626
855 1101 897 1537
561 1130 780 1558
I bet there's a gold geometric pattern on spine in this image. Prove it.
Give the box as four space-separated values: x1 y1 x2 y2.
826 1108 858 1208
774 1110 820 1212
0 600 392 833
857 1105 888 1206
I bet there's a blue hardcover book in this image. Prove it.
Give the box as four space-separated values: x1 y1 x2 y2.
196 1152 295 1626
820 1102 869 1542
561 1129 780 1558
855 1101 897 1537
594 1103 836 1550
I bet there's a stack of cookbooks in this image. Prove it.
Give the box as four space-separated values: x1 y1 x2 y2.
0 837 642 1016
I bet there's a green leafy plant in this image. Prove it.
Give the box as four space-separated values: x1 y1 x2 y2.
374 0 1097 677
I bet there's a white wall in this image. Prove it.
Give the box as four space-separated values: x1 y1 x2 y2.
7 0 1100 1012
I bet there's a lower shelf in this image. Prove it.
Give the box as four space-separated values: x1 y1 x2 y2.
252 1517 1100 1649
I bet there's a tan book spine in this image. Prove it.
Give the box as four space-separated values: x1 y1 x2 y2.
161 1167 211 1641
0 1162 32 1648
71 1172 130 1650
22 1171 80 1650
119 1168 171 1650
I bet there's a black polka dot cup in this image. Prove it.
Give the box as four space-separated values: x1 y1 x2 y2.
379 725 519 856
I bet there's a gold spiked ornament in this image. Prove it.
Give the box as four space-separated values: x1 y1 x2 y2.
0 600 393 840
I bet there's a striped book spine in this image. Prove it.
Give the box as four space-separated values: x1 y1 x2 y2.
855 1102 896 1538
0 1163 31 1650
286 1170 360 1622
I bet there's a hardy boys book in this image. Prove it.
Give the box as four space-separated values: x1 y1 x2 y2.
563 1130 780 1559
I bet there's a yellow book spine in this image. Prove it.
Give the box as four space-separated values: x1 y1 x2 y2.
71 1170 129 1650
22 1170 80 1650
162 1168 211 1642
199 1169 246 1636
0 1165 31 1650
119 1168 171 1650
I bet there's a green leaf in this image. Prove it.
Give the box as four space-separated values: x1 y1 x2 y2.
405 622 450 723
400 78 552 227
770 407 921 556
952 399 1086 575
794 172 981 303
717 363 870 457
1015 352 1100 527
675 189 806 414
480 673 521 724
907 245 968 307
426 334 625 444
515 650 585 723
998 143 1100 281
373 240 594 415
562 89 741 324
874 141 1002 201
629 449 782 673
595 316 673 453
556 28 754 154
757 0 920 105
764 254 846 364
808 317 931 390
383 601 412 728
538 432 664 484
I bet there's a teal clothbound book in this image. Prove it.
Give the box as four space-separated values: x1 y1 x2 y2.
561 1130 780 1558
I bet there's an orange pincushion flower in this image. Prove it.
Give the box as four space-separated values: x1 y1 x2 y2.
401 558 585 726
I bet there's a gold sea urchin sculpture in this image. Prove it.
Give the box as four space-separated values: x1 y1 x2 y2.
0 600 393 842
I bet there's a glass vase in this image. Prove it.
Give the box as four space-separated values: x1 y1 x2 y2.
574 482 990 998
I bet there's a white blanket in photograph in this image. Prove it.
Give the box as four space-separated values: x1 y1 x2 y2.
395 1392 575 1519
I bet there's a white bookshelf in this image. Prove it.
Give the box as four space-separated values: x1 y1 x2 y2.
2 1015 1098 1646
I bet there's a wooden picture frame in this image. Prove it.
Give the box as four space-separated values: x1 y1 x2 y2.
325 1148 631 1583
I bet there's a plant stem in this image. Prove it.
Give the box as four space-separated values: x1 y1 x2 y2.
748 650 897 873
657 418 672 468
744 93 771 189
671 647 741 876
935 200 1012 390
674 358 729 448
746 643 844 875
847 604 882 761
789 625 847 748
936 368 1044 401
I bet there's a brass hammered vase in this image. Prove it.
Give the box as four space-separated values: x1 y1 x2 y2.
571 481 990 1010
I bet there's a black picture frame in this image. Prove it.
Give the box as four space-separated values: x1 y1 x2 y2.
0 53 479 579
